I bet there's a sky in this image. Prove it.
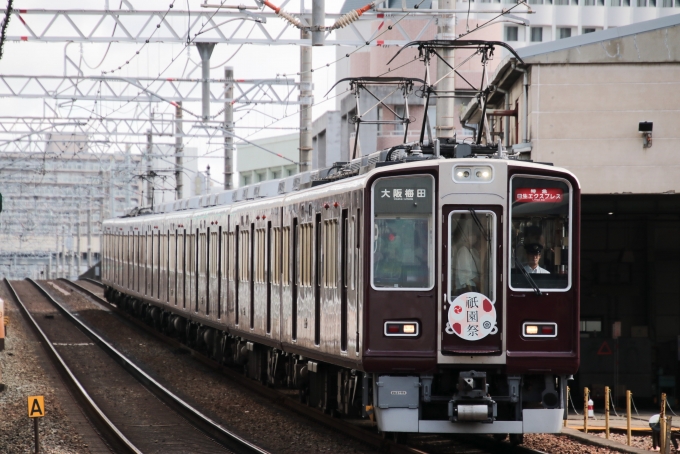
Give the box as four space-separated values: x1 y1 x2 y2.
0 0 348 186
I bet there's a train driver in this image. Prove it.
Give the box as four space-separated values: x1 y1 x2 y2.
524 243 550 274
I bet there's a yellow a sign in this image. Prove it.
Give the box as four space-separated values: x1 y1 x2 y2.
28 396 45 418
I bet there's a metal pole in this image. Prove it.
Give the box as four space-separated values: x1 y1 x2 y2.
125 145 131 209
583 387 589 433
175 101 184 199
661 392 667 452
55 233 59 278
61 227 66 279
605 385 610 439
69 216 74 279
565 386 569 427
299 29 313 172
146 130 153 207
87 202 92 269
34 418 39 454
311 0 325 46
196 43 216 122
626 390 632 446
224 67 233 190
435 0 455 141
76 205 81 277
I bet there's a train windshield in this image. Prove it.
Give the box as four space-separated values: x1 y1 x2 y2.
448 211 496 302
510 176 572 291
371 175 434 290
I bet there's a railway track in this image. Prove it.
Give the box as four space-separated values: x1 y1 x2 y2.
61 278 552 454
7 278 268 454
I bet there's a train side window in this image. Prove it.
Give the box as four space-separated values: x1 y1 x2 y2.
228 231 235 281
324 219 338 288
371 175 435 290
282 226 290 286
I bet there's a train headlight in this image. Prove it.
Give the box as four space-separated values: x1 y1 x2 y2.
453 166 493 183
523 322 558 338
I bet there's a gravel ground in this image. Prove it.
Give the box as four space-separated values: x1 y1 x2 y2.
0 284 93 454
48 281 375 454
593 431 675 451
524 433 624 453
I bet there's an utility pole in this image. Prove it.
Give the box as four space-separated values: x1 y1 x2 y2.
175 101 184 199
224 67 234 190
436 0 456 141
299 29 313 173
146 130 153 207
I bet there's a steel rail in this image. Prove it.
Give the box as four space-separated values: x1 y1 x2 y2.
30 278 269 454
63 278 551 454
5 278 141 454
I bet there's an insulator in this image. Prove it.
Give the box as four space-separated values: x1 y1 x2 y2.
277 9 302 29
331 10 360 30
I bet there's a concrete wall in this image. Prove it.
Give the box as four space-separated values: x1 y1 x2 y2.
528 63 680 194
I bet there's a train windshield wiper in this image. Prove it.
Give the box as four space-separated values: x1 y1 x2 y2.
513 254 542 296
469 209 491 243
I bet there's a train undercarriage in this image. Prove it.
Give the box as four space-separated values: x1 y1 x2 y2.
105 287 568 441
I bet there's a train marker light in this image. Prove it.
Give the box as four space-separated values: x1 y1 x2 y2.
523 322 558 338
384 321 419 337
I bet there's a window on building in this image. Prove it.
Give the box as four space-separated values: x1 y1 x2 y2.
377 105 384 135
583 28 597 33
242 175 251 186
637 0 646 5
506 26 518 41
271 170 280 180
531 27 543 42
558 28 572 39
528 0 543 5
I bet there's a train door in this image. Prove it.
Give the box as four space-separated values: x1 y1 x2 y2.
441 206 503 355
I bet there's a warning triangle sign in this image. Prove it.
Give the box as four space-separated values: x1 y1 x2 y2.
597 341 613 356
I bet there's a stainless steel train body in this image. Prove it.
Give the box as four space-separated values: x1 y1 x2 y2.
102 157 581 437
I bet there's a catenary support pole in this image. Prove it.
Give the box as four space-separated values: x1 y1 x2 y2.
435 0 455 141
312 0 325 46
196 43 216 122
224 67 233 189
76 205 81 277
146 130 153 207
299 29 313 172
87 202 92 269
175 101 184 199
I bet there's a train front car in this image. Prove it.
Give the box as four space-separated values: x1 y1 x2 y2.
365 159 580 439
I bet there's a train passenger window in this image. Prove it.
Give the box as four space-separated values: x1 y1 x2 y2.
448 211 496 302
371 175 435 290
228 231 235 281
324 219 338 288
271 227 281 285
239 229 250 281
282 226 290 286
510 176 572 291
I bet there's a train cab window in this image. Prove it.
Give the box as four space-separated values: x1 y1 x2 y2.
448 211 496 302
510 176 572 291
371 175 434 290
